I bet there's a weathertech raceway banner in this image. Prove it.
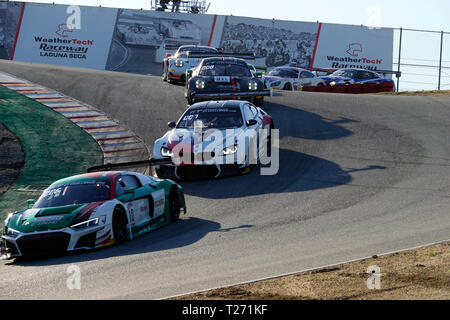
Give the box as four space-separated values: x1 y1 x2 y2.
0 1 394 73
11 2 117 70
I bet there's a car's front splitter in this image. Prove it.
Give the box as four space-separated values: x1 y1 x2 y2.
1 224 111 258
155 163 247 181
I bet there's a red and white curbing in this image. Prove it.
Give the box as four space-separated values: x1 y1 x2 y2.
0 72 150 166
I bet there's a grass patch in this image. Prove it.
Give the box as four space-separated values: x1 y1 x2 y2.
0 85 103 220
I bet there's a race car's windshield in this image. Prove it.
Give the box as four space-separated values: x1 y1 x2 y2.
268 68 299 78
176 47 217 58
34 181 110 208
177 108 244 129
330 70 350 77
199 61 252 77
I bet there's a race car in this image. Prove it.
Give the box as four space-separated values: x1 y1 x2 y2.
320 68 395 87
153 100 275 180
1 169 186 259
162 45 221 83
263 67 325 91
159 19 201 47
185 57 270 107
116 20 163 47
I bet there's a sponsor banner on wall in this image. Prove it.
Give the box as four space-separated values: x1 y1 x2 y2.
1 1 394 75
313 23 394 73
13 3 118 70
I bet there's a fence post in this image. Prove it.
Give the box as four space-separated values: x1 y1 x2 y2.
438 31 443 91
397 27 403 92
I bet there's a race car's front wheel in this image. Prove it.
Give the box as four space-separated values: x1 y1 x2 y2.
162 64 168 82
169 187 181 222
283 83 292 91
187 96 195 105
113 207 128 244
253 96 264 108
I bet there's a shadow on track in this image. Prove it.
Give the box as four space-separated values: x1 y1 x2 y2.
5 217 251 266
263 101 357 140
182 148 387 199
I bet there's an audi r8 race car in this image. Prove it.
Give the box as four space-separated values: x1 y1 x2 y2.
153 100 275 180
185 57 270 107
263 67 325 91
1 169 186 259
162 45 221 83
320 68 395 87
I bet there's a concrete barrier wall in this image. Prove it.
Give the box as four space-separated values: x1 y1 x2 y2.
0 1 393 75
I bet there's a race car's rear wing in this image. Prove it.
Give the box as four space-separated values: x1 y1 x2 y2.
163 44 184 51
87 158 173 173
186 52 256 60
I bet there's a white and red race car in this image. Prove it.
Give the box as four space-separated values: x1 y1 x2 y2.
263 67 325 91
153 100 275 180
162 45 222 83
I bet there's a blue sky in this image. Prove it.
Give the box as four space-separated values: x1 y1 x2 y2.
15 0 450 90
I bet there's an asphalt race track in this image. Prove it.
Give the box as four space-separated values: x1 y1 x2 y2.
0 60 449 299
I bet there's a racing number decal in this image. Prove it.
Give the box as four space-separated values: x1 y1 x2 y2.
151 190 165 219
128 198 150 227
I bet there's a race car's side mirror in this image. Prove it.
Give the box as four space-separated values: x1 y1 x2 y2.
27 199 36 209
247 119 258 127
168 121 176 128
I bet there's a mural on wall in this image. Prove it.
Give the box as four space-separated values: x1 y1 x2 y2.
105 9 215 75
0 1 23 60
0 1 394 75
219 16 318 69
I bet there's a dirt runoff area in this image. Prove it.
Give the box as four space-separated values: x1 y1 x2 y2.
0 123 24 197
176 241 450 300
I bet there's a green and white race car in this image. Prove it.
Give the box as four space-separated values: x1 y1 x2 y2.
1 167 186 259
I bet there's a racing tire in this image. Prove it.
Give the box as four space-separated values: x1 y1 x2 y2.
112 207 128 244
187 96 195 106
283 83 292 91
267 120 275 157
162 64 168 82
253 96 264 108
169 187 181 222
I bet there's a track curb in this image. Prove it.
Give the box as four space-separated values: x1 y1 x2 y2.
0 72 150 167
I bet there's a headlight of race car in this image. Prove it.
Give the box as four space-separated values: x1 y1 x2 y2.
161 147 173 157
248 80 258 91
71 216 106 230
329 81 336 86
5 228 20 239
196 80 206 89
175 59 184 68
271 81 281 87
221 145 238 156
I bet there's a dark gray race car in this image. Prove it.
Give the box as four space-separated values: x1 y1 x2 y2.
185 57 270 107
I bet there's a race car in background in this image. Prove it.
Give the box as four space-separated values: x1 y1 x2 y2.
1 169 186 259
185 56 270 107
153 100 275 180
320 68 395 87
159 19 201 47
263 67 325 91
162 45 221 83
116 19 163 47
